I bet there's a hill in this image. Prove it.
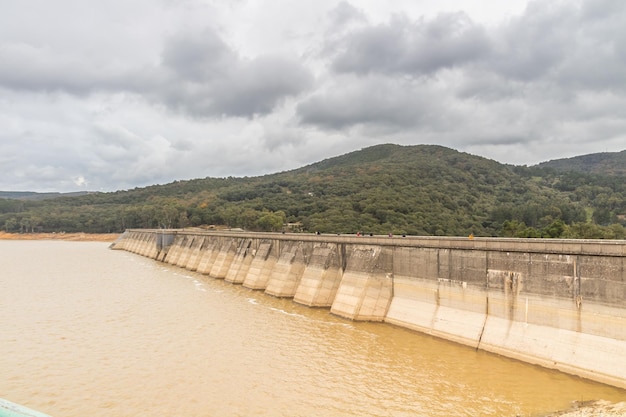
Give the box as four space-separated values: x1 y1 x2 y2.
535 150 626 176
0 144 624 238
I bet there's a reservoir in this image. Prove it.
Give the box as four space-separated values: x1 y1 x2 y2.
1 240 625 416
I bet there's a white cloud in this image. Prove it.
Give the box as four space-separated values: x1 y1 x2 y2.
73 176 88 187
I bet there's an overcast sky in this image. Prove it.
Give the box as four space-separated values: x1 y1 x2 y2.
2 0 625 192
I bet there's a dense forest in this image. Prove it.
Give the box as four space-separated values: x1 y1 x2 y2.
1 144 625 239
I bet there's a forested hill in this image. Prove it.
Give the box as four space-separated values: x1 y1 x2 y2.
536 149 626 176
1 144 625 238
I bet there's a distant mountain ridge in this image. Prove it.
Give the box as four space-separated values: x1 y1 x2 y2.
535 150 626 176
0 191 91 201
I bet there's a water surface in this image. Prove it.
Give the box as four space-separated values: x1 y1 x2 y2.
1 240 624 416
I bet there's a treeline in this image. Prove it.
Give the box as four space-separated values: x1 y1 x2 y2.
1 144 625 239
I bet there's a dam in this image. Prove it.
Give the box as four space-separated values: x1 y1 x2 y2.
111 229 626 390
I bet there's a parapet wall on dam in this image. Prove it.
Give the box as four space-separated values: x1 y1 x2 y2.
111 229 626 389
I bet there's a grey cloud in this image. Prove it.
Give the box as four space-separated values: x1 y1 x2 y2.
261 124 307 152
3 0 626 193
210 56 314 117
325 1 626 91
326 1 367 30
304 0 626 136
487 2 573 82
580 0 625 20
557 2 626 91
0 42 146 95
0 130 95 192
170 138 195 152
161 29 237 82
93 123 141 150
13 164 74 190
0 25 313 119
92 123 144 163
455 70 523 101
158 28 314 118
329 12 490 76
486 0 626 89
297 76 440 130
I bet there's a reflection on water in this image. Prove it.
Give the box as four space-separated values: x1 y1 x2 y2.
1 241 625 416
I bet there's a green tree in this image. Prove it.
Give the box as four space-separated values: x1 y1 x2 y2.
256 210 286 231
542 220 566 238
502 220 526 237
4 217 18 232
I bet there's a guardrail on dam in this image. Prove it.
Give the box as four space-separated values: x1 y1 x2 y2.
111 229 626 389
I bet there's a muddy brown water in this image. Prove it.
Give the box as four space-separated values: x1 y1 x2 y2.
2 241 625 416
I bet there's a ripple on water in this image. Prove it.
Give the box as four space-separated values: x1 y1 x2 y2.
1 241 625 417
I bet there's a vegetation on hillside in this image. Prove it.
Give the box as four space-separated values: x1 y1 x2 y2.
537 150 626 176
1 144 625 238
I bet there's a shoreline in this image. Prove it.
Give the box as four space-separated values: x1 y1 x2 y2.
546 400 626 416
0 232 120 242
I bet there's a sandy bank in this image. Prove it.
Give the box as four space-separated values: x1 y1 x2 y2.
0 232 120 242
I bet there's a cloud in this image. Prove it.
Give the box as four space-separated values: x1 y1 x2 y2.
209 55 314 117
328 12 490 76
160 27 314 118
298 0 626 146
73 176 88 187
157 28 314 118
326 1 368 29
1 0 626 193
487 0 626 90
297 75 444 131
0 42 145 95
0 22 314 119
486 2 573 82
161 29 238 83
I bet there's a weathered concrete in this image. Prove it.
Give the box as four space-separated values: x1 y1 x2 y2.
243 240 277 290
196 239 220 275
225 239 253 284
209 238 237 279
265 241 310 297
176 236 196 268
330 245 393 321
164 234 186 265
293 242 344 307
184 236 206 271
111 230 626 390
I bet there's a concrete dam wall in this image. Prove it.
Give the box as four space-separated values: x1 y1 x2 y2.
111 229 626 389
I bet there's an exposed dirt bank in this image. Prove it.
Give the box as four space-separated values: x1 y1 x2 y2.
0 232 120 242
